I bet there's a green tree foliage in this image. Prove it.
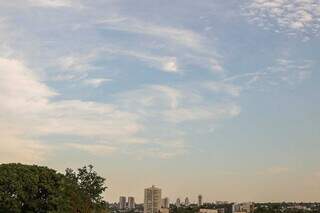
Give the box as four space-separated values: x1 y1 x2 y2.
65 165 107 212
0 163 68 212
0 163 107 213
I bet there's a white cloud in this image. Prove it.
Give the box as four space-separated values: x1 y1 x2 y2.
266 58 313 85
83 78 112 87
97 16 224 73
56 47 180 77
0 57 142 161
116 84 241 124
204 81 242 97
163 104 240 123
37 100 141 138
0 126 47 164
28 0 73 8
65 143 117 156
115 85 183 112
125 139 188 160
103 47 180 73
1 57 218 160
150 85 182 109
162 58 178 73
55 51 99 80
258 166 290 175
0 58 57 114
224 58 313 89
244 0 320 37
98 17 204 50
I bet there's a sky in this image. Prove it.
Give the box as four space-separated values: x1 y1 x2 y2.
0 0 320 203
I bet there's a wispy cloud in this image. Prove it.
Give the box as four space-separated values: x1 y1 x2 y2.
98 17 205 50
204 81 242 97
2 56 233 160
124 139 188 160
55 47 180 78
243 0 320 39
55 51 99 80
65 143 117 156
0 126 47 164
83 78 112 87
102 47 180 73
115 84 240 124
97 16 224 73
163 104 240 123
28 0 75 8
258 166 290 175
224 57 313 89
0 57 142 161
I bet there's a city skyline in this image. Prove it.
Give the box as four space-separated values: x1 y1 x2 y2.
0 0 320 203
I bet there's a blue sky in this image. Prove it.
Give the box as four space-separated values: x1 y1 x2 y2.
0 0 320 202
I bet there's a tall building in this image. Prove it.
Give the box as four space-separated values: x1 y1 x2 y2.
198 195 203 206
161 197 170 208
176 198 181 207
144 185 162 213
119 196 126 210
185 197 189 206
128 197 135 209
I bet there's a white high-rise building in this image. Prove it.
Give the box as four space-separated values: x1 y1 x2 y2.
161 197 170 208
176 198 181 207
144 185 162 213
198 195 203 206
128 197 135 209
119 196 126 210
185 197 190 206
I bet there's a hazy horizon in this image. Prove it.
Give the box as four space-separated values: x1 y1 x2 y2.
0 0 319 203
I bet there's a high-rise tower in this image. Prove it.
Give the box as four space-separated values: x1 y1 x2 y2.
144 185 162 213
198 195 202 206
128 197 135 209
119 196 126 209
185 197 190 206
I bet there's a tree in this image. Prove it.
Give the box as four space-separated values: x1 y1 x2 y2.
65 165 107 212
0 163 69 212
0 163 108 213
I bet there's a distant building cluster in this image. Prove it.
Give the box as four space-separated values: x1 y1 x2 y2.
110 185 320 213
118 196 136 210
113 186 300 213
199 202 253 213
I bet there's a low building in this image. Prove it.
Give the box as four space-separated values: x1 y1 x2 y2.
217 208 224 213
159 208 170 213
215 201 229 205
233 203 254 213
199 209 218 213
